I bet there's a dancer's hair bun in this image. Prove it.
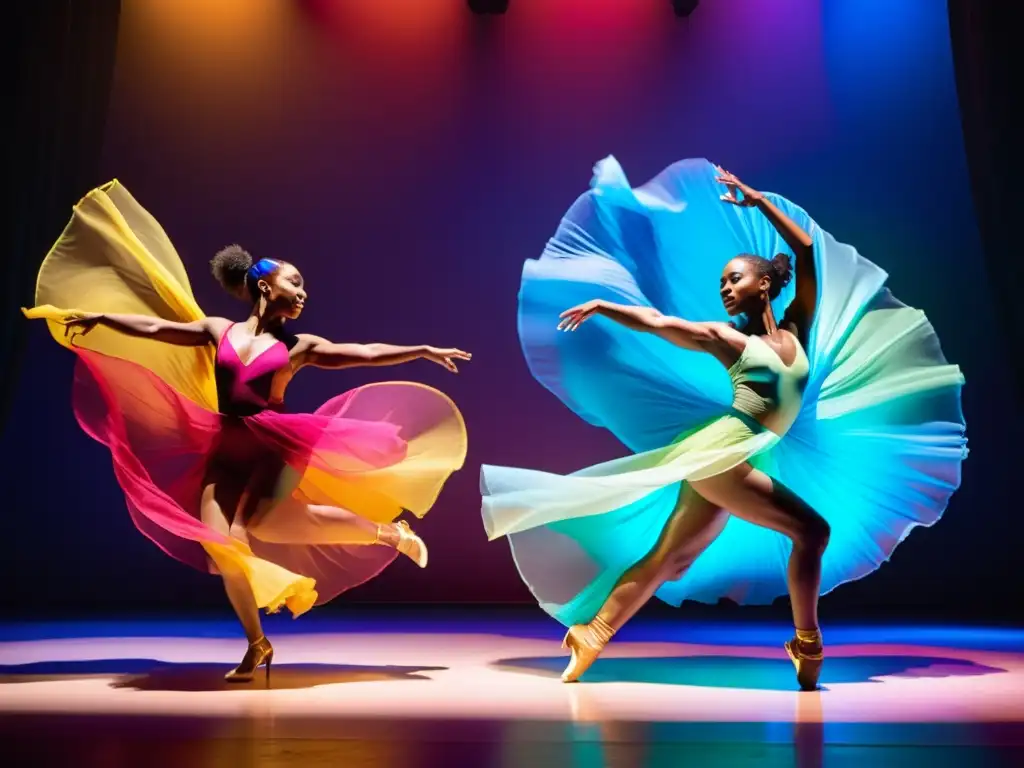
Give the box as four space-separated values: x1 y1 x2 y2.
210 244 253 300
771 253 794 289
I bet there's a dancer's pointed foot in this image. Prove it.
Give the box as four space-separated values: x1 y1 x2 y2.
395 520 428 568
375 521 428 567
561 616 615 683
784 628 823 691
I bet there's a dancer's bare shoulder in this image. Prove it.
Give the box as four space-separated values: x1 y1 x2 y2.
696 321 749 369
204 317 232 341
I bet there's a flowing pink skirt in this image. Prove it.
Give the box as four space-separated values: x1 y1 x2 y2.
71 348 467 615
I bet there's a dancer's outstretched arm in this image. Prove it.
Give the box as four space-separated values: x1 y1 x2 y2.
558 300 742 357
716 166 818 342
38 311 227 347
293 334 471 373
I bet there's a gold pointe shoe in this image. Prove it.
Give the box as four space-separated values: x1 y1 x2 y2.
225 636 274 687
395 520 428 568
561 616 615 683
784 629 823 691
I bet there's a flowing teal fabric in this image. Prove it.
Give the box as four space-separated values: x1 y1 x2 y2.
481 157 967 626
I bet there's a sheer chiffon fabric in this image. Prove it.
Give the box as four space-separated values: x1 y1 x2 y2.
481 158 967 626
26 182 467 616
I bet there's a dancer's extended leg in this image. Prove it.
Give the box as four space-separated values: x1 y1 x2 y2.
561 483 727 682
248 495 429 567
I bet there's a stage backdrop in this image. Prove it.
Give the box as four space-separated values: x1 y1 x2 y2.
5 0 1018 620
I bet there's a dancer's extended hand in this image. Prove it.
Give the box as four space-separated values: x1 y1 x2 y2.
558 300 603 332
715 166 763 207
424 347 472 373
60 312 102 344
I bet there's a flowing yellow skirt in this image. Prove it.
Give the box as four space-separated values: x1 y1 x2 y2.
25 181 468 616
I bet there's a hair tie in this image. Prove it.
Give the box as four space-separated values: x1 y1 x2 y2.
246 258 280 288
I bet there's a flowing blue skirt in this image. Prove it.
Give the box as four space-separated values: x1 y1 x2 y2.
481 157 967 626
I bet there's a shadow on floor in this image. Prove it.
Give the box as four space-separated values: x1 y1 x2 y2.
492 654 1007 690
0 659 447 691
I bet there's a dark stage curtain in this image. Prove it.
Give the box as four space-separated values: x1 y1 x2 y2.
2 2 122 428
947 1 1022 393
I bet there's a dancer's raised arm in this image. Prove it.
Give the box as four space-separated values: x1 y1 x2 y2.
717 166 818 341
31 310 227 347
558 300 742 358
293 334 471 373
